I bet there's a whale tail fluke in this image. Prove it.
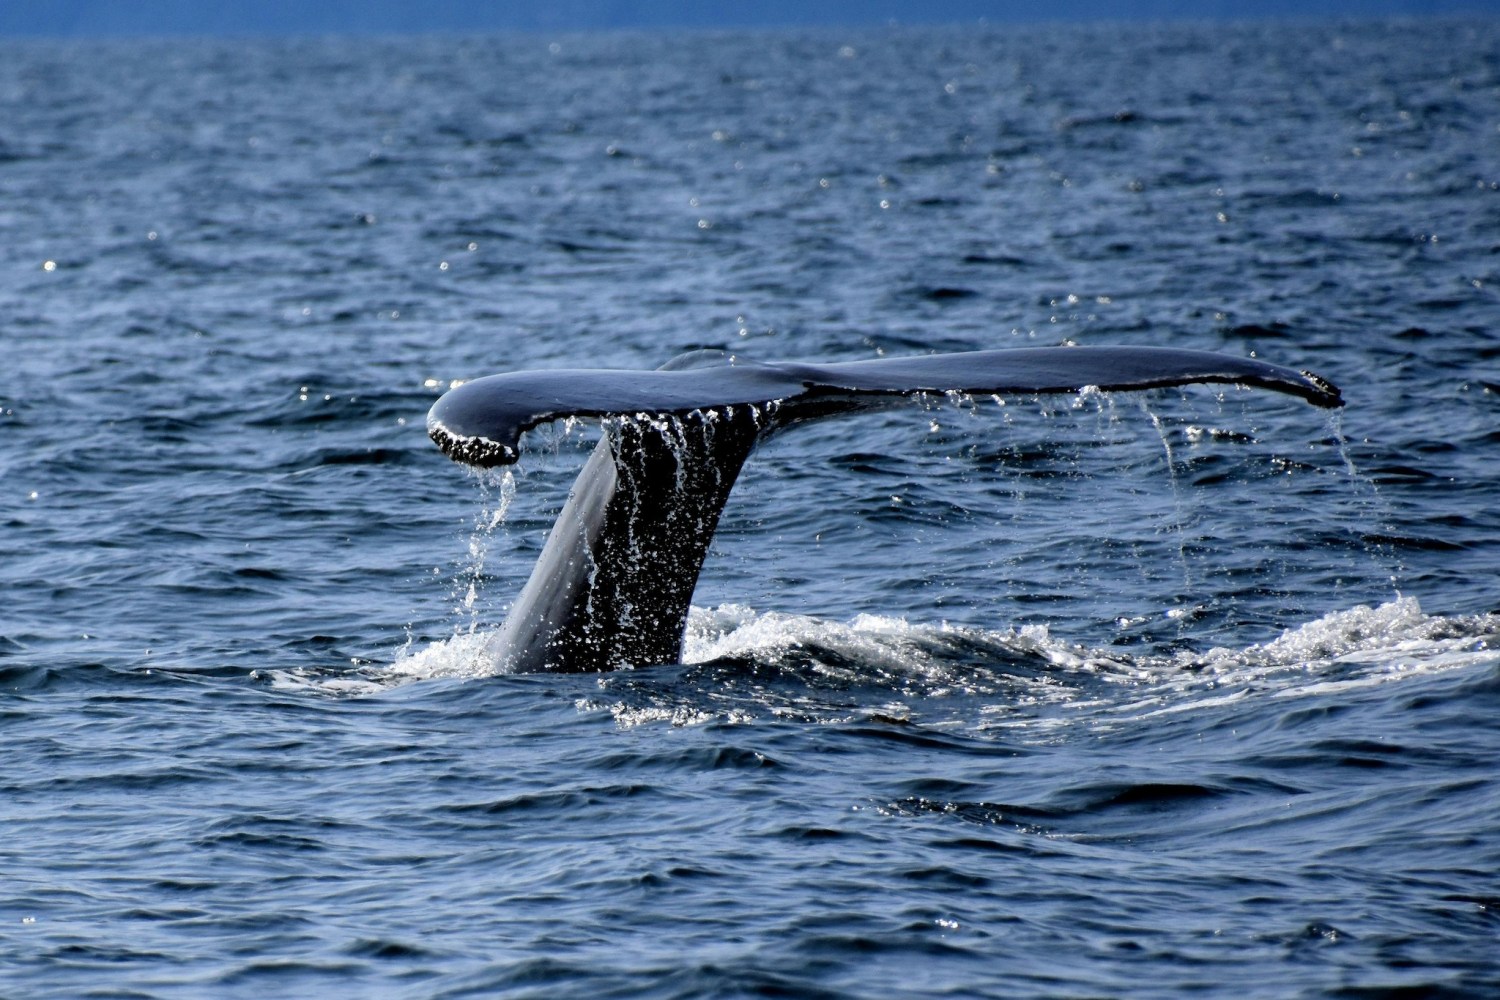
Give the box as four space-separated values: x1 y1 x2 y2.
427 346 1341 672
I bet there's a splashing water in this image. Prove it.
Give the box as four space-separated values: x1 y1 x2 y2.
452 468 516 633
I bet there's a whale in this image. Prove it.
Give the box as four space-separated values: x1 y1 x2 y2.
427 346 1342 673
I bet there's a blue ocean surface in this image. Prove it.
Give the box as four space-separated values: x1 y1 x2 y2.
3 17 1499 998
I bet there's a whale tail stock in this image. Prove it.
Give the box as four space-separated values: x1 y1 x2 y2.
426 346 1342 673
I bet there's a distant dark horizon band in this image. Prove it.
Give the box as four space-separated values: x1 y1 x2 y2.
427 346 1342 673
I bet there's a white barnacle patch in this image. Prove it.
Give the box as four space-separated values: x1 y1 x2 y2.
427 416 518 467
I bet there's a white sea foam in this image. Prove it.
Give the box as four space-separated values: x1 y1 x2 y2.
387 629 503 681
265 596 1496 723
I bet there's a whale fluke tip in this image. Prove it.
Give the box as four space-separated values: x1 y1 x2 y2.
1300 370 1344 409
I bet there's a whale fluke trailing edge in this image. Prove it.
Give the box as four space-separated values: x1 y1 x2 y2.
427 346 1342 673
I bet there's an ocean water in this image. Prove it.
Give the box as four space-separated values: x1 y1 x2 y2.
3 16 1499 998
